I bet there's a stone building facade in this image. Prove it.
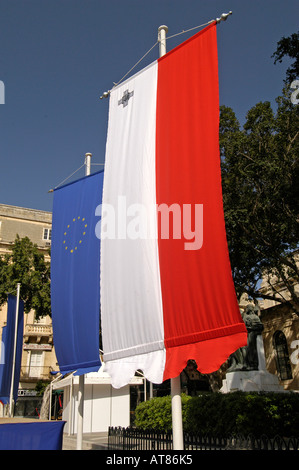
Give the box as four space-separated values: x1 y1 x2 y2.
0 204 52 254
260 303 299 390
0 204 58 417
259 293 299 391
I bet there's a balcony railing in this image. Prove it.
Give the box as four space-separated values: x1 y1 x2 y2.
24 324 52 335
20 366 53 382
23 324 53 343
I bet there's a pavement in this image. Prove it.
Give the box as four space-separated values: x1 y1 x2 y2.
0 418 49 423
62 431 109 450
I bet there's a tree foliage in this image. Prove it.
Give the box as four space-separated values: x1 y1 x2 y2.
0 236 51 318
220 31 299 312
272 31 299 83
220 90 299 312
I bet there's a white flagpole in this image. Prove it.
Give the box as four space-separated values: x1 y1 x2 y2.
158 24 168 57
85 152 92 177
76 152 92 450
171 375 184 449
76 375 84 450
158 25 184 451
49 381 52 420
9 282 21 418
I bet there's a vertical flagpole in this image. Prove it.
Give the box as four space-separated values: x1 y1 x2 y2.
171 374 184 449
76 152 92 450
85 152 92 176
69 374 74 435
158 25 184 451
49 381 52 420
9 283 21 418
158 24 168 57
77 376 84 449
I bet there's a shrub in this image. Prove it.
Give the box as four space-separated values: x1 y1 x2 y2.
134 391 299 437
134 394 191 431
185 392 299 437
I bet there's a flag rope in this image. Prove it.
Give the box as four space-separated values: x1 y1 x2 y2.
49 164 85 192
166 20 213 41
48 163 104 193
99 18 223 99
101 40 159 96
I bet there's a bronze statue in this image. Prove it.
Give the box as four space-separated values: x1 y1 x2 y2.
227 304 264 372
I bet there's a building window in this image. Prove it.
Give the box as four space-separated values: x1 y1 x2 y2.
273 330 292 380
28 351 44 378
43 228 52 241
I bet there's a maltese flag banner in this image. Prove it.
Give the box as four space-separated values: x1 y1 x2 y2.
100 22 247 388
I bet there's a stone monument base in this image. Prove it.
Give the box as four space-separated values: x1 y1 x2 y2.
220 370 285 393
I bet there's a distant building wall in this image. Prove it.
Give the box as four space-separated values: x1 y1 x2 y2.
260 303 299 391
0 204 52 256
0 204 56 415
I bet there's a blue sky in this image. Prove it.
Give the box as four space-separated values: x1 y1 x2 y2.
0 0 298 212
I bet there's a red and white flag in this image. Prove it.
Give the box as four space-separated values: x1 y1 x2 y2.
101 22 247 388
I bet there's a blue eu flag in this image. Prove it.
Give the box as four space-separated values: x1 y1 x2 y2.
51 171 104 375
0 295 24 404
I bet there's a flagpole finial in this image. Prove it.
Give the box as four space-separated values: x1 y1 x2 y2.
158 24 168 34
158 25 168 57
85 153 92 176
216 11 232 23
100 90 110 100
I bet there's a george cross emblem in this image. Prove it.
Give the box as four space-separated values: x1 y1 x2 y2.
118 89 134 108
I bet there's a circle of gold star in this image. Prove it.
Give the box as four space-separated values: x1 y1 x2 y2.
63 216 88 253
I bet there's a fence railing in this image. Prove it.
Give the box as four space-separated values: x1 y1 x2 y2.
108 427 299 451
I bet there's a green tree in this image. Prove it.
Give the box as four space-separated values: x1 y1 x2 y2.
220 90 299 313
0 235 51 318
272 31 299 83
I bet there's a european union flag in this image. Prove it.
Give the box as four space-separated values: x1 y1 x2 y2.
51 171 104 375
0 295 24 404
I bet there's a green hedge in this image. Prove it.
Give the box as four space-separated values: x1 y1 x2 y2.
134 394 191 432
134 392 299 437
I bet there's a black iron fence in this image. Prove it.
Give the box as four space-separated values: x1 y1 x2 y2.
108 427 299 451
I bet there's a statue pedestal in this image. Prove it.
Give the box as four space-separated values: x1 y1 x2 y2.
221 337 284 393
220 370 284 393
